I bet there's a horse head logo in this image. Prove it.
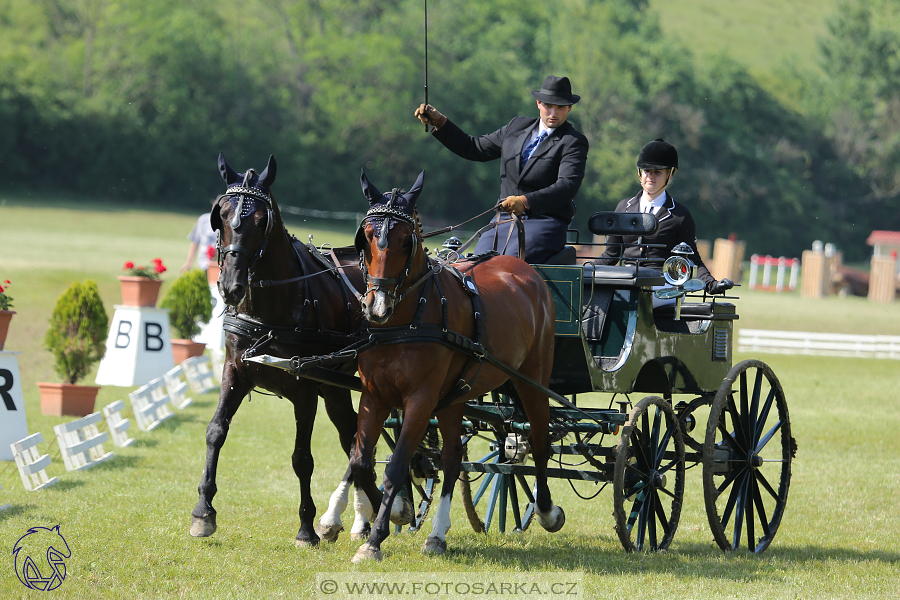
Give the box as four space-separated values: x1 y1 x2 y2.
12 525 71 591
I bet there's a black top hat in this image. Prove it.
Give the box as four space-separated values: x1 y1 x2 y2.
531 75 580 106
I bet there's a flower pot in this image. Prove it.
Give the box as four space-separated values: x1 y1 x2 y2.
0 310 14 351
38 382 100 417
118 276 163 307
206 265 221 286
171 339 206 364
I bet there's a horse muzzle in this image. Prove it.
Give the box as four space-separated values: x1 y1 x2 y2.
363 289 394 324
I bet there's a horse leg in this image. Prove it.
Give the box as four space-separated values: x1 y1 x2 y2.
317 463 353 542
190 362 251 537
516 383 565 533
292 379 322 548
315 385 367 543
422 403 465 555
351 397 427 563
320 384 358 456
348 395 390 561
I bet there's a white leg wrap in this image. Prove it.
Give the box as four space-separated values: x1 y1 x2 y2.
354 486 376 522
537 505 562 530
428 495 453 542
351 489 370 535
319 480 351 529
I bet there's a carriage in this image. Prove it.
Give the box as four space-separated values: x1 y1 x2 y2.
200 156 792 558
253 205 794 555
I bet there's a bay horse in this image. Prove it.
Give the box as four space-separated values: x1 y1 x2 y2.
347 170 565 563
190 153 371 547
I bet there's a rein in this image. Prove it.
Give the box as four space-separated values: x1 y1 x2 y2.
358 207 525 307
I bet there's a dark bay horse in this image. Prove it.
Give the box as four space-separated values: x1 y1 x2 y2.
347 170 565 563
190 153 369 547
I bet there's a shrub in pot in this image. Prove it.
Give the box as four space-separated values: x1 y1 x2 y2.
40 280 109 416
160 269 213 362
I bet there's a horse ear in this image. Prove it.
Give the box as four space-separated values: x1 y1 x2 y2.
360 168 382 205
259 155 277 190
403 170 425 208
218 152 240 184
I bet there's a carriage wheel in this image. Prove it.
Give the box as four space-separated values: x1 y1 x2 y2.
380 412 441 534
613 396 685 552
459 434 536 534
703 359 794 553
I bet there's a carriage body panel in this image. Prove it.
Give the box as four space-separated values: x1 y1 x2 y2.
534 264 735 396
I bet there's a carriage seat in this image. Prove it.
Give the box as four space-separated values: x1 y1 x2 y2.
542 245 577 265
582 263 665 288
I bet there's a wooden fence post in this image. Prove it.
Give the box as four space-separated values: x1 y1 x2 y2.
868 255 897 303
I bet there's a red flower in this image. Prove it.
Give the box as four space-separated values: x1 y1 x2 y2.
3 280 9 284
0 285 4 293
155 264 167 274
152 258 163 265
124 261 135 269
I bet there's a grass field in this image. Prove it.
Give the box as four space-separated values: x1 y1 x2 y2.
1 198 899 599
647 0 833 76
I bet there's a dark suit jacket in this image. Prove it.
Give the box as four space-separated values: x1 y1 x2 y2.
596 192 715 286
433 116 589 224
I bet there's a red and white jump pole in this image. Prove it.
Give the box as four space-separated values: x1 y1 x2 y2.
749 255 799 292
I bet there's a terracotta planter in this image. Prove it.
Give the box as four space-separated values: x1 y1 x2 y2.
206 265 221 286
38 382 100 417
0 310 14 351
171 339 206 364
118 276 163 307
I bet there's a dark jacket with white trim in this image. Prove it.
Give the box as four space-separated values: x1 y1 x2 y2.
596 192 715 287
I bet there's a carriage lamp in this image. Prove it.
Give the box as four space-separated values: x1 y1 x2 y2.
504 434 531 464
662 242 696 287
437 236 463 260
442 236 462 251
658 243 703 320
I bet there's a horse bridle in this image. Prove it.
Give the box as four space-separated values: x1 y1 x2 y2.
355 189 420 304
216 170 276 281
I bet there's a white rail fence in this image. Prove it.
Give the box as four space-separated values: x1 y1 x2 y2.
6 354 222 498
738 329 900 359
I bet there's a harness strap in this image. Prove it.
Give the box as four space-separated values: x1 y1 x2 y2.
223 313 362 359
324 247 364 298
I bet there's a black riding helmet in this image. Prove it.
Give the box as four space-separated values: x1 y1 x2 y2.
637 138 678 172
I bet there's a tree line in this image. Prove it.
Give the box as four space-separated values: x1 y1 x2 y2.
1 0 897 260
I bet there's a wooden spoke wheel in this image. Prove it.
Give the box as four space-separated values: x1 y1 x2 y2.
703 359 794 553
459 434 536 534
613 395 685 552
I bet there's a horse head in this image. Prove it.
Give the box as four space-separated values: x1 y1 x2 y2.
211 152 278 305
355 169 425 324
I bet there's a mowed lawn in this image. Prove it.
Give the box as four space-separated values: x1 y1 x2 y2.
1 198 899 599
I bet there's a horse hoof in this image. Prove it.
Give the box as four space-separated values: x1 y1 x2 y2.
539 506 566 533
389 496 414 526
422 537 447 555
295 531 320 548
317 523 344 543
190 515 217 538
349 522 371 541
351 543 382 564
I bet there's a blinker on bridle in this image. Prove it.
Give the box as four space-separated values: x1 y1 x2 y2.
218 169 276 274
358 188 420 302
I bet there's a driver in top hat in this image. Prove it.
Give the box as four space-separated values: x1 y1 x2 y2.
415 75 589 264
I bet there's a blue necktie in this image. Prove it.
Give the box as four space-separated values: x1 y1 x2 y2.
521 131 547 168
